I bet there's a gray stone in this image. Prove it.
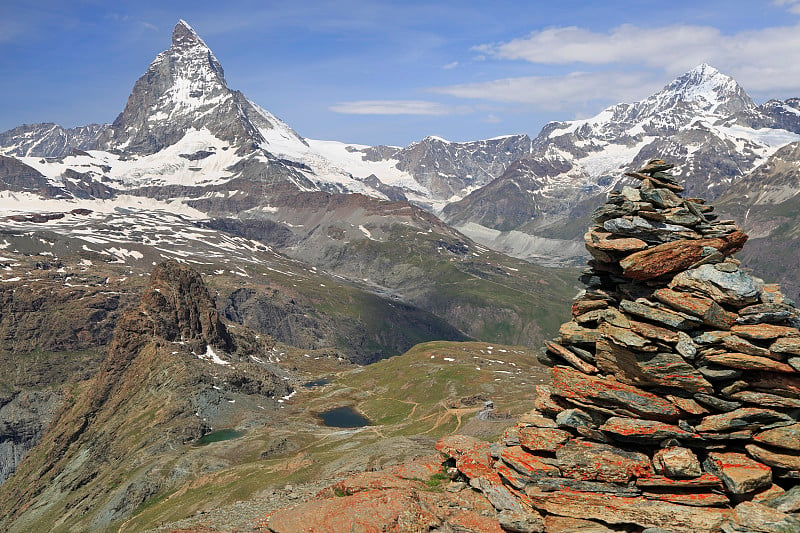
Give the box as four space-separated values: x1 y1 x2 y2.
534 477 641 496
497 509 545 533
556 440 652 483
694 393 743 412
603 216 694 242
670 264 762 307
676 331 697 358
767 486 800 513
473 477 527 513
556 408 594 429
641 187 682 208
697 365 743 381
728 501 800 533
620 299 703 330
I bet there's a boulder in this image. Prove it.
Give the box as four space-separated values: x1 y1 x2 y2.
652 446 703 478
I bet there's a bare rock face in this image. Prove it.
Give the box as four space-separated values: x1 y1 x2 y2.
0 391 62 484
436 159 800 532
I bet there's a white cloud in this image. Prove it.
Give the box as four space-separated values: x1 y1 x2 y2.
443 61 459 70
447 22 800 105
431 71 662 110
329 100 459 115
775 0 800 14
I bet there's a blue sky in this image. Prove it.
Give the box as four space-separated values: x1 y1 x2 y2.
3 0 800 145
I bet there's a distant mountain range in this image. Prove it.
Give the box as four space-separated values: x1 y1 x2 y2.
3 22 800 280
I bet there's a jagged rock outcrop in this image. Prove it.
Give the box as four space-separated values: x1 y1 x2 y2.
0 123 106 158
438 160 800 532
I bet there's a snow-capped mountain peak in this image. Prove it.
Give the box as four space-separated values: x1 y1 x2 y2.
655 63 754 116
95 20 260 154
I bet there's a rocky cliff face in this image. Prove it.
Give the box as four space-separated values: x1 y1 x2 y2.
435 159 800 532
0 123 106 158
0 390 62 484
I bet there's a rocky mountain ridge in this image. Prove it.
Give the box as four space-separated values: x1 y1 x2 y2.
442 64 800 267
0 260 294 532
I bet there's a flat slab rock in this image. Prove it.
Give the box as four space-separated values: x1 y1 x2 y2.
726 501 800 533
556 439 652 483
500 446 561 480
596 339 713 394
703 352 797 373
746 444 800 471
754 423 800 451
517 425 572 452
619 231 747 281
695 407 794 432
524 487 731 532
704 452 773 495
669 263 761 307
601 417 696 442
551 366 682 422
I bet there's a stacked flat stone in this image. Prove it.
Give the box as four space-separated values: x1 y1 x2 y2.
437 160 800 533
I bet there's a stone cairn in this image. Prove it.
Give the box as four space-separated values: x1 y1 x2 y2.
437 160 800 533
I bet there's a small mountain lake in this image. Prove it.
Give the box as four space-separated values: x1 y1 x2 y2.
318 406 371 428
303 377 332 388
196 428 244 445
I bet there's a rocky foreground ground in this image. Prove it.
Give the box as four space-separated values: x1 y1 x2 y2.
231 160 800 532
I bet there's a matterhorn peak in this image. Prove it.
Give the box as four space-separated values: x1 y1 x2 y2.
94 19 273 154
171 19 213 53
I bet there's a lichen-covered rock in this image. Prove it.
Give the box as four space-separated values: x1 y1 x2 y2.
619 231 748 280
556 440 652 483
754 423 800 451
652 446 702 478
704 452 772 495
